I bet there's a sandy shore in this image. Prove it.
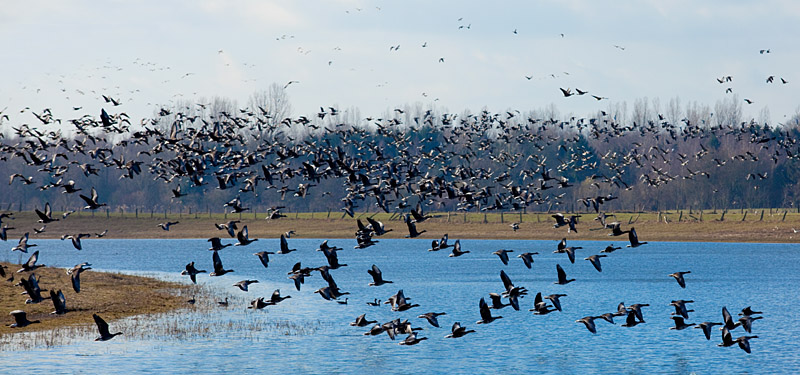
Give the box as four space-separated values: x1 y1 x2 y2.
1 263 191 341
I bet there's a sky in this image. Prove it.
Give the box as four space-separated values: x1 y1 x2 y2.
1 0 798 127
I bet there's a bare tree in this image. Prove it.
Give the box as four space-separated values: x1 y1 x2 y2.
714 95 742 127
248 83 292 128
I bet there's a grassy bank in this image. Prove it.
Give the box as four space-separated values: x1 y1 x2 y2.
3 208 800 243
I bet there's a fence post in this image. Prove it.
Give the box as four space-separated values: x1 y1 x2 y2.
741 211 747 221
759 210 764 221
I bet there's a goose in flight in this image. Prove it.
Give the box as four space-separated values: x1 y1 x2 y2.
476 297 502 324
214 220 240 237
737 315 762 333
35 202 58 223
517 252 538 269
695 321 723 340
208 237 231 251
233 279 259 292
488 293 510 309
50 289 67 315
544 294 567 312
576 316 598 334
253 251 275 268
366 217 392 236
417 312 446 328
600 244 621 253
626 227 647 247
621 310 643 327
68 262 92 293
555 264 575 285
350 313 377 327
12 232 37 253
19 274 48 304
266 289 291 305
493 249 514 265
80 187 107 210
584 254 607 272
158 221 179 231
448 239 469 257
17 250 44 272
530 292 556 315
61 233 90 250
445 322 475 338
93 313 123 341
735 334 758 354
367 264 392 286
404 216 427 238
739 306 762 317
278 234 295 253
181 261 206 284
210 250 234 276
8 310 40 328
670 316 696 330
669 299 694 319
398 332 428 346
722 306 740 330
235 226 258 246
668 271 691 288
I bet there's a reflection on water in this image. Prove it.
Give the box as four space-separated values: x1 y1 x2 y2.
1 239 798 374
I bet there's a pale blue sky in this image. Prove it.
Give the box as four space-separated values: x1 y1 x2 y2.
1 0 798 125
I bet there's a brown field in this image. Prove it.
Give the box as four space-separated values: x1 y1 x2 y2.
4 208 800 243
0 262 191 342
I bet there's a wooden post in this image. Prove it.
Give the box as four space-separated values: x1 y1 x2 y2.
327 209 331 219
135 208 138 218
500 212 504 223
782 211 787 221
741 211 747 221
678 211 683 222
759 210 764 221
483 213 488 223
719 211 725 221
106 209 110 218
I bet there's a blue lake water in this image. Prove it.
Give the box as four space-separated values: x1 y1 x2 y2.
2 238 798 374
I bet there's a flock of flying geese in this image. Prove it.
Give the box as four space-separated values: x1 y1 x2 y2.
165 207 761 353
1 65 785 352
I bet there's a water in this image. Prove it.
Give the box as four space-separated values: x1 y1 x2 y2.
2 238 798 374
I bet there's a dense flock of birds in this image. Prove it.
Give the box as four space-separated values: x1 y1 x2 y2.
1 56 786 350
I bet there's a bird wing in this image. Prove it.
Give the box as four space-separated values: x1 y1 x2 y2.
556 264 566 282
93 314 110 336
25 250 39 268
479 298 491 321
212 250 224 273
280 234 288 251
500 270 514 292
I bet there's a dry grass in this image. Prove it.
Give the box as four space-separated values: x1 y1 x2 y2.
6 208 800 243
0 263 190 347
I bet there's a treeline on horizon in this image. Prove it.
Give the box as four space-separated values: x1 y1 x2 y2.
1 92 800 218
